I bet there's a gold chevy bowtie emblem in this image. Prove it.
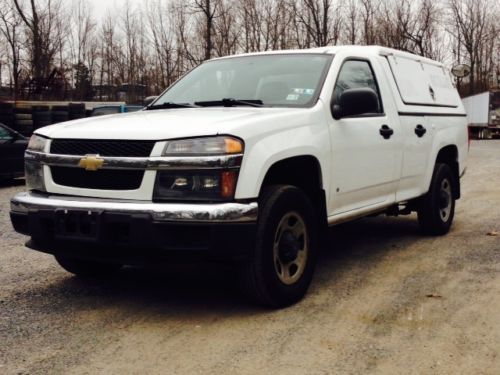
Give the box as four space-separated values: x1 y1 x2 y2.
78 154 104 171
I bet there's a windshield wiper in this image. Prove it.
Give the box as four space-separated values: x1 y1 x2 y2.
146 102 199 110
195 98 264 107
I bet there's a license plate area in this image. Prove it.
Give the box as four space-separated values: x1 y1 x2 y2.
55 209 102 241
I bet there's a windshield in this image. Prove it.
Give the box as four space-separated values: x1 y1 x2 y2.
153 54 333 108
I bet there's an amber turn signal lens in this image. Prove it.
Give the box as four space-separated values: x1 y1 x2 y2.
221 171 237 198
224 137 244 154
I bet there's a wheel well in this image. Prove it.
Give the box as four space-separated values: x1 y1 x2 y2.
260 156 327 226
435 145 460 199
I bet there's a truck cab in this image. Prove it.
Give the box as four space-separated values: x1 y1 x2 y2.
10 46 468 307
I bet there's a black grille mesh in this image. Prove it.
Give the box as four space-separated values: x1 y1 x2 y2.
51 167 144 190
51 139 155 157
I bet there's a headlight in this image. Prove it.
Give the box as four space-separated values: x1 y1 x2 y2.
153 170 238 202
163 136 243 156
155 136 243 201
27 134 48 152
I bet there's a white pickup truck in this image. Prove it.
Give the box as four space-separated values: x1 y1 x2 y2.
10 46 468 307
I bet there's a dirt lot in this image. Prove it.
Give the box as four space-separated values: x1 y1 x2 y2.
0 140 499 374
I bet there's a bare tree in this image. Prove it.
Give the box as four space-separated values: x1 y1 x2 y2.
69 0 96 67
239 0 262 52
0 0 23 99
377 0 443 58
359 0 380 45
213 0 240 56
0 0 498 102
13 0 66 98
147 0 180 89
449 0 499 94
344 0 359 44
68 0 97 99
97 13 118 100
295 0 342 47
260 0 294 50
193 0 219 60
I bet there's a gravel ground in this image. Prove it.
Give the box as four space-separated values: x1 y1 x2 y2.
0 140 499 375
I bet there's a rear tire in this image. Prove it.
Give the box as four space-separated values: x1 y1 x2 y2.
418 163 456 235
55 255 122 278
241 185 318 308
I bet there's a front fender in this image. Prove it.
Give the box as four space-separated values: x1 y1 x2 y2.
234 110 331 199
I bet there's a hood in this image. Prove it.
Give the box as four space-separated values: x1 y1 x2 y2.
36 107 313 141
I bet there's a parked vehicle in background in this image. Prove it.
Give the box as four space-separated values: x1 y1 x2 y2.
462 90 500 139
0 123 28 182
90 105 143 117
0 102 133 137
10 46 468 307
143 96 158 106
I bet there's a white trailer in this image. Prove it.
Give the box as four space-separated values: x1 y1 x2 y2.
462 91 500 139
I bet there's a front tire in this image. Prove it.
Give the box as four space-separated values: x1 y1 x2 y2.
241 185 318 308
55 255 122 278
418 163 456 235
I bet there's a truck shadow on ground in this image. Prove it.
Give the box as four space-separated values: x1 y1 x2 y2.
29 215 423 312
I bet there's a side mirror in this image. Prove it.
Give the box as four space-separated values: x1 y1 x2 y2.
331 88 379 119
451 64 471 78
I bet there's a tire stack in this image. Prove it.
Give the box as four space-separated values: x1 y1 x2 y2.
0 102 15 128
68 103 86 121
33 105 52 130
51 105 69 124
14 107 34 136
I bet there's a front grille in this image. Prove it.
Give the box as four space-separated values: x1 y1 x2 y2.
51 167 144 190
51 139 155 157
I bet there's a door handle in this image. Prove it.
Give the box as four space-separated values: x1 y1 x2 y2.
415 124 427 137
379 124 394 139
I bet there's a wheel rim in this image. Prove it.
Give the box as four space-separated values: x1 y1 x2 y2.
273 211 308 285
439 178 452 222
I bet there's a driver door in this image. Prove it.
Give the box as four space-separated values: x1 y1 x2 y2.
327 58 401 215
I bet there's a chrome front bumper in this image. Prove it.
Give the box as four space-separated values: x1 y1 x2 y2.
10 191 258 223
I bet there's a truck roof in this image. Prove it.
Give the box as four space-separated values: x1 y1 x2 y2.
212 45 443 67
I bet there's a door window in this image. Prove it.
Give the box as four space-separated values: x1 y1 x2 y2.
333 60 383 113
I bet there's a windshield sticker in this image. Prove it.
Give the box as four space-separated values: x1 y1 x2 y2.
293 88 315 95
286 94 300 101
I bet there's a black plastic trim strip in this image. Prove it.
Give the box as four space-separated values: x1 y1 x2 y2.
339 113 386 119
401 102 458 108
398 112 467 117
